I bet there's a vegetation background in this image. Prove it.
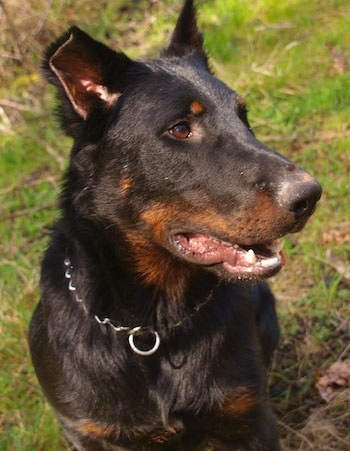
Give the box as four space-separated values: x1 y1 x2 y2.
0 0 349 449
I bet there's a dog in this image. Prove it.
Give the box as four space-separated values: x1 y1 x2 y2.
29 1 321 449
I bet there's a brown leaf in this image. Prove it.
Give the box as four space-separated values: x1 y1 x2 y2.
315 360 350 403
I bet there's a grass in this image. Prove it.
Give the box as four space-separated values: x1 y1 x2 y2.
1 0 349 449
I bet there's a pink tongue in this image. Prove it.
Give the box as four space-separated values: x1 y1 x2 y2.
178 233 244 266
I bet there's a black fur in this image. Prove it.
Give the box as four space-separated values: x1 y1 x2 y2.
29 1 321 449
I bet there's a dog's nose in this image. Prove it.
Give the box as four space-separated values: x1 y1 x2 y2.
277 175 322 220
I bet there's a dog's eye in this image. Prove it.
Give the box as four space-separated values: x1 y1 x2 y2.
168 122 192 139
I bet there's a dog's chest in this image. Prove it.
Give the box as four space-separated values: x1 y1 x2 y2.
149 342 263 417
127 365 263 449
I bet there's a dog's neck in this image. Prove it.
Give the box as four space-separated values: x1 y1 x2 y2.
63 256 216 356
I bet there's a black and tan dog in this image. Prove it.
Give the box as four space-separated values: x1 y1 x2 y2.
29 1 321 449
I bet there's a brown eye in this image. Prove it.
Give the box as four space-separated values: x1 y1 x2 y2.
169 122 192 139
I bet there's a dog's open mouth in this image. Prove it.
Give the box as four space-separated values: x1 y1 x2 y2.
172 233 286 279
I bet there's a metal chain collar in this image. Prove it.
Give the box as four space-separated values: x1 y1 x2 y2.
64 258 160 356
64 257 214 357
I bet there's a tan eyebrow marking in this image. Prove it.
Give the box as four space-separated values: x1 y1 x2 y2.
189 100 205 116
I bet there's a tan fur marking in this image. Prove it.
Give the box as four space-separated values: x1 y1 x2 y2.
220 386 261 417
149 424 181 444
141 193 290 245
141 202 233 242
78 420 117 439
118 175 133 195
190 100 205 116
124 230 193 299
232 191 292 241
236 95 246 110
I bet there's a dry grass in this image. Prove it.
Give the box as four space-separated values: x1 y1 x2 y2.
280 390 349 450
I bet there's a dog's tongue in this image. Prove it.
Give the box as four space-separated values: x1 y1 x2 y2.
174 233 285 276
176 233 246 265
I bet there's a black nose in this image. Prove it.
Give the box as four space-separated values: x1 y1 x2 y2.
277 176 322 220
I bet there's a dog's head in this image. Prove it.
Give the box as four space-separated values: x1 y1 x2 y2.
44 0 321 295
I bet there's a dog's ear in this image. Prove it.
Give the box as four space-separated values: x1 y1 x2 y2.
44 27 132 121
161 0 209 68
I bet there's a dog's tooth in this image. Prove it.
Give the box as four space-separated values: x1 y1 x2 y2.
260 256 280 268
245 249 257 264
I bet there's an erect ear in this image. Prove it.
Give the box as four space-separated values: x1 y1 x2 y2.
161 0 209 67
44 27 132 120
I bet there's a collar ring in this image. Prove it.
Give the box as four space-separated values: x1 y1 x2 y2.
128 327 161 356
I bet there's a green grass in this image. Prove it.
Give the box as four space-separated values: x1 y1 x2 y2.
1 0 349 448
